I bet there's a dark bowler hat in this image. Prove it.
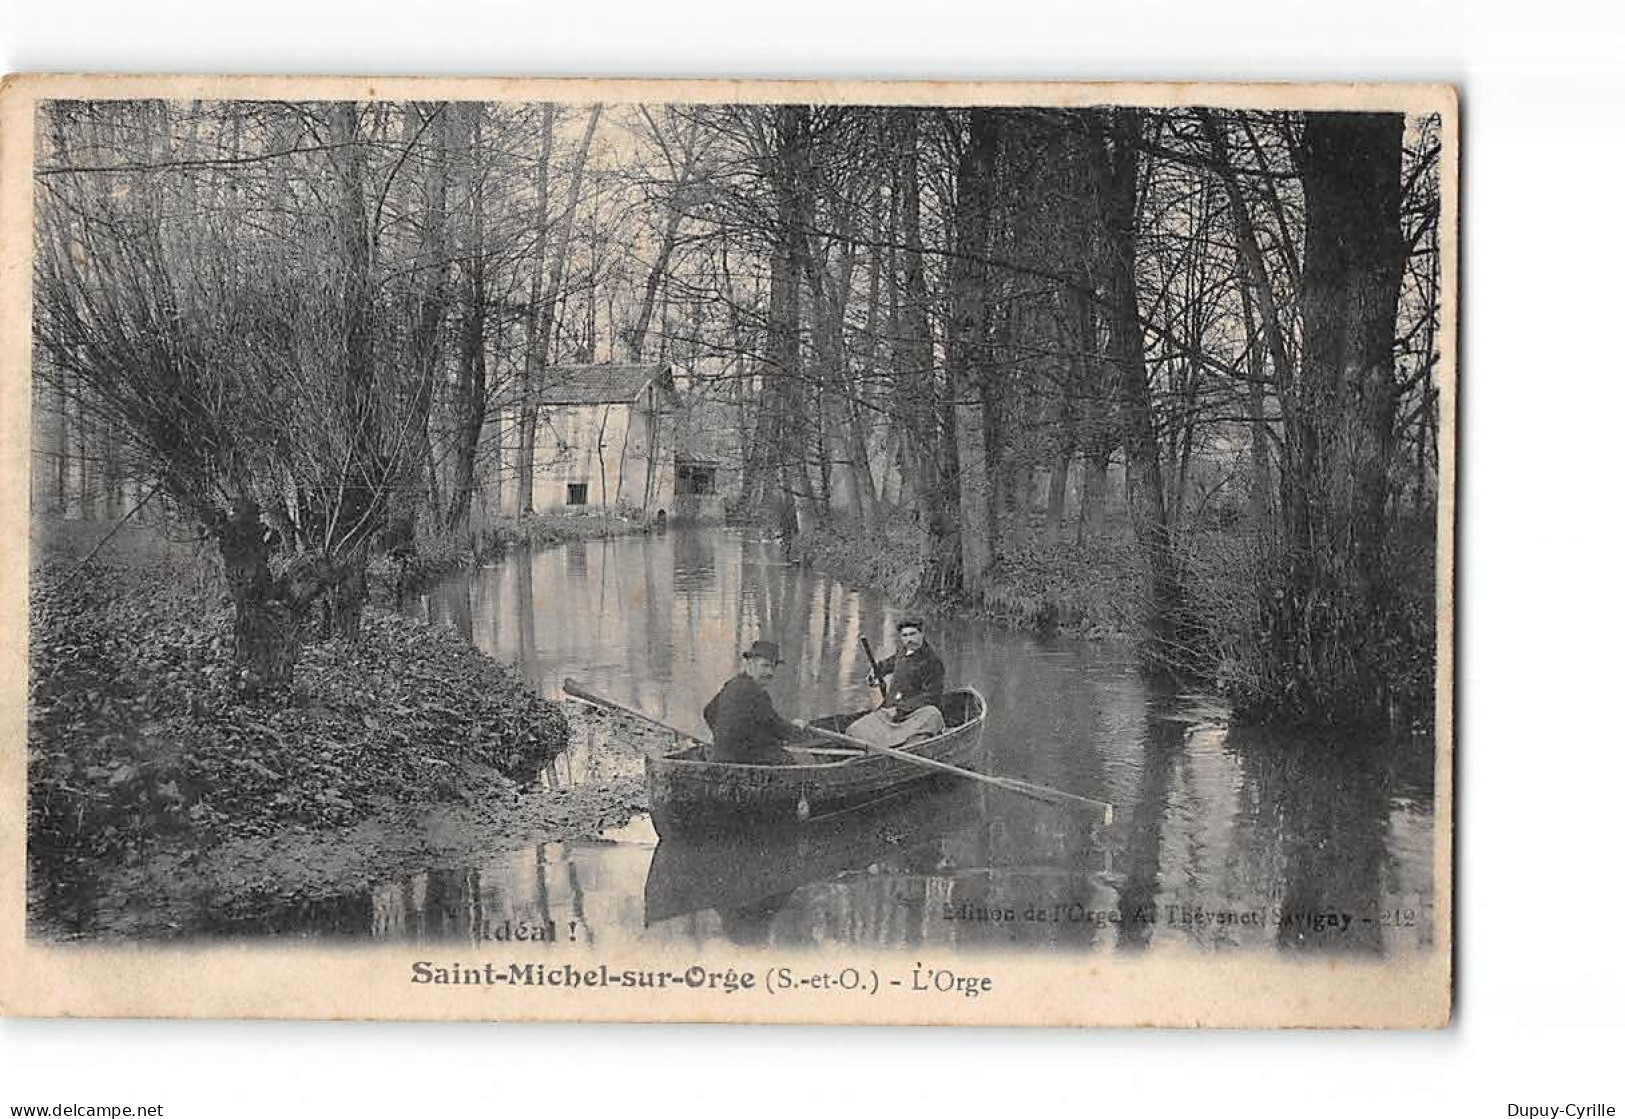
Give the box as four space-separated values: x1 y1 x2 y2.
743 640 784 664
897 617 925 633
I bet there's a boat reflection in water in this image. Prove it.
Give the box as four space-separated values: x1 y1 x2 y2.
643 778 990 945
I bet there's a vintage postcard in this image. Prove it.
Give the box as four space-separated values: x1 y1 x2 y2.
0 75 1455 1026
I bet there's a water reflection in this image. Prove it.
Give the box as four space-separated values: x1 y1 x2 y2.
671 530 715 594
564 539 588 580
1114 707 1184 950
424 532 911 736
438 569 473 643
1230 728 1435 953
387 528 1438 958
644 781 983 938
716 893 794 946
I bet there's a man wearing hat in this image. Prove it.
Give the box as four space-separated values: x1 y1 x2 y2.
701 640 806 765
847 618 947 747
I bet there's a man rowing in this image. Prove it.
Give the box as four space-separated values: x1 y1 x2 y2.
846 618 946 747
702 640 805 765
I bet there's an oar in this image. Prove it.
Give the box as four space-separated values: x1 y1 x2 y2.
563 677 707 743
561 677 863 758
803 723 1115 825
859 635 887 701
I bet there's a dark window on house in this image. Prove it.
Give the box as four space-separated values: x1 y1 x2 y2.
567 482 588 506
675 462 716 496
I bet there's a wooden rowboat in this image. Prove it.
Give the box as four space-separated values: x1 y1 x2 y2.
645 687 987 838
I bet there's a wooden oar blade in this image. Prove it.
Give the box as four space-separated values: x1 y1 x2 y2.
992 775 1115 824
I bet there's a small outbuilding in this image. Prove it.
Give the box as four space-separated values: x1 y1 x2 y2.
497 363 680 517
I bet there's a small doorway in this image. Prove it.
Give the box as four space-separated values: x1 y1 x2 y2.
675 461 717 496
566 482 588 506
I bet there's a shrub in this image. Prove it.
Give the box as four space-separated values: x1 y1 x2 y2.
29 553 570 872
786 514 1147 638
786 515 925 605
981 534 1146 636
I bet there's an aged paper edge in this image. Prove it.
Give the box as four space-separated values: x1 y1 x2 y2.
0 73 1458 1027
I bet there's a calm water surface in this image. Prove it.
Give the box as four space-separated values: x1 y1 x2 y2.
243 528 1437 956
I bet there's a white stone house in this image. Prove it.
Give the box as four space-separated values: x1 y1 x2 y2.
497 363 681 517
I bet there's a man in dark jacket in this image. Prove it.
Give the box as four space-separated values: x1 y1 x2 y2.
848 619 947 747
702 640 805 765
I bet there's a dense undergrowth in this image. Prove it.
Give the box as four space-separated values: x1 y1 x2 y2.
787 510 1436 730
29 540 570 876
787 514 1149 638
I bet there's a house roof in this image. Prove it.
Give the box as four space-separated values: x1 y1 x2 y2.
538 363 670 405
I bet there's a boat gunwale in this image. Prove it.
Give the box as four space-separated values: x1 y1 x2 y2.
646 685 988 774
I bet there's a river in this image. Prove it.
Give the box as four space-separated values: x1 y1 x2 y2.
303 528 1438 956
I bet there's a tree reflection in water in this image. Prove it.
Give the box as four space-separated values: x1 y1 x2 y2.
386 529 1437 958
1115 706 1185 950
1110 707 1432 954
1228 728 1425 955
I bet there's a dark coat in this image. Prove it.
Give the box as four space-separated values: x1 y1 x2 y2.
702 673 799 764
874 642 945 716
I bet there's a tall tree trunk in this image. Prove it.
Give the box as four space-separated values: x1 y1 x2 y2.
520 104 601 515
1261 112 1407 728
395 102 449 551
845 395 880 518
75 388 93 518
1083 108 1181 657
1044 454 1071 545
1200 110 1296 417
50 375 69 513
517 105 556 517
99 412 120 518
948 110 1000 601
1169 187 1210 531
626 203 685 361
1077 455 1110 542
1067 185 1117 541
880 166 905 509
43 109 72 516
446 104 488 535
764 105 817 538
327 101 379 637
1239 281 1273 539
845 235 886 517
804 214 867 520
897 110 957 592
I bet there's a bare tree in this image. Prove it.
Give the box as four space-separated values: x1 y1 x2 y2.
1259 111 1409 727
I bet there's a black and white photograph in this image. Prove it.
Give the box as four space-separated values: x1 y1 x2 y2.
3 76 1453 1026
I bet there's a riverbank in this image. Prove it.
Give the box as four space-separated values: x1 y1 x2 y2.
785 514 1153 640
31 700 667 941
784 511 1433 729
26 520 665 940
370 509 660 604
